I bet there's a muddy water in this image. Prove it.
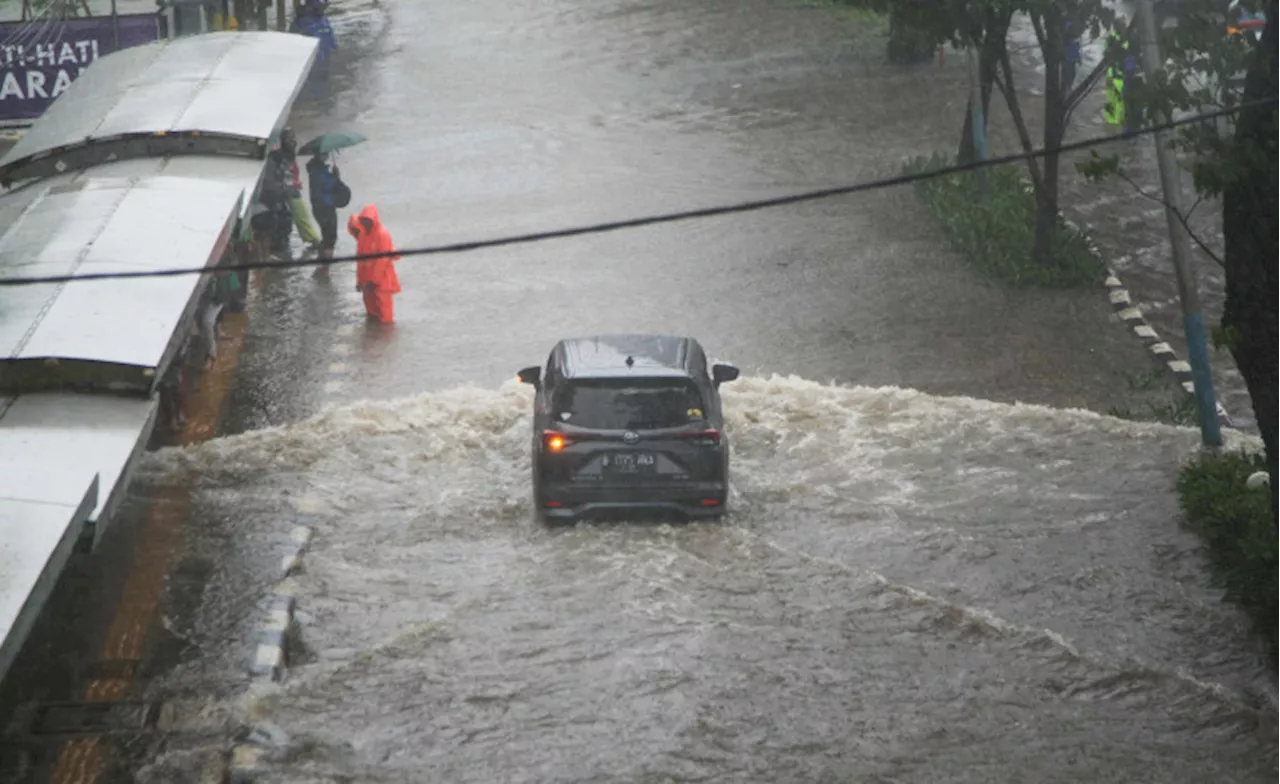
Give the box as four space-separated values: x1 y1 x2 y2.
122 0 1276 780
151 378 1275 782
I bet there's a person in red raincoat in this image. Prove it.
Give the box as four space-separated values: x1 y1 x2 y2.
348 205 402 323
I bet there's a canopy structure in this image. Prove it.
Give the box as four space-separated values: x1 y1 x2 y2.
0 31 317 187
0 30 318 687
0 461 97 689
0 30 318 396
0 156 265 395
0 393 159 535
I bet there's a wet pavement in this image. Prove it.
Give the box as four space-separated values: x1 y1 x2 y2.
1 0 1276 781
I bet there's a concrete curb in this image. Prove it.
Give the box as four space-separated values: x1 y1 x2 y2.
226 524 313 783
1064 217 1234 429
1102 270 1233 428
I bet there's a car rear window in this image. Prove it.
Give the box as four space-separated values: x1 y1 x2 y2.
553 379 707 431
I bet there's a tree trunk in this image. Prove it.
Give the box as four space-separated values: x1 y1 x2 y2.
1033 10 1067 266
1222 1 1278 521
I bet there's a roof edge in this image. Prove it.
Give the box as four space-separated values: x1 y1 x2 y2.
0 131 269 189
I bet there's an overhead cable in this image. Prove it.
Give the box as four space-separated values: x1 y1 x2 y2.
0 98 1272 289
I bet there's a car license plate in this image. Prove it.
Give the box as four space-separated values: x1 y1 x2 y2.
605 451 656 474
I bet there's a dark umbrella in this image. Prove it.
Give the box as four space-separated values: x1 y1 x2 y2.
298 131 368 156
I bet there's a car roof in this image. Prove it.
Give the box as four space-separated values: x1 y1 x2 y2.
556 334 699 380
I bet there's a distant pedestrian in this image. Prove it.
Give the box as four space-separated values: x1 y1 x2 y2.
306 152 350 278
348 205 401 324
1104 17 1144 132
198 269 236 370
259 149 294 258
1063 18 1082 91
278 129 323 253
291 0 338 98
159 343 188 431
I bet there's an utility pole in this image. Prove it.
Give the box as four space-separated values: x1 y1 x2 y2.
1135 0 1223 448
966 43 989 199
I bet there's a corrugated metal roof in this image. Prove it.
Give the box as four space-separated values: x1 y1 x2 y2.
0 31 317 185
0 480 97 687
0 155 263 392
0 392 158 529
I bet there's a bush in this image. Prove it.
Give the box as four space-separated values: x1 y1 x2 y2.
1176 451 1277 660
904 153 1106 288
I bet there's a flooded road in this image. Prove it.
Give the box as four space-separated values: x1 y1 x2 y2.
49 0 1279 780
156 379 1274 782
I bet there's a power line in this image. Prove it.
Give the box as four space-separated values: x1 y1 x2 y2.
0 99 1272 288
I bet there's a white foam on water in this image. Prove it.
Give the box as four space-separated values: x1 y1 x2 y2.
141 376 1273 780
151 374 1256 479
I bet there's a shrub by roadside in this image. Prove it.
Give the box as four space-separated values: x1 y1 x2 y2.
1177 450 1277 661
904 153 1105 288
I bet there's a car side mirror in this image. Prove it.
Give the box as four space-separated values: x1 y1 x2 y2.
711 363 740 387
517 366 542 387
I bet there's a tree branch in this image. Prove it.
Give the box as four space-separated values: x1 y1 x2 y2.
1186 193 1204 220
1114 169 1225 268
995 47 1044 190
1065 57 1109 116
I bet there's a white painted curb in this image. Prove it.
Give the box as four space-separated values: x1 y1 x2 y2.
1066 217 1233 428
227 524 314 782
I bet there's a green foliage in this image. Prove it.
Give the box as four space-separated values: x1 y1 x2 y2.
1108 392 1199 426
794 0 890 34
1117 0 1272 198
1211 323 1242 352
904 154 1105 287
1075 149 1122 182
1123 369 1167 392
1177 450 1277 659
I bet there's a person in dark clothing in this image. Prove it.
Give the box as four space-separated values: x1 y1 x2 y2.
1063 18 1082 92
307 152 343 278
260 149 294 257
290 0 339 98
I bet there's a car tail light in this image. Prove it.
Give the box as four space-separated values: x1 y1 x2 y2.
700 498 721 507
675 428 720 446
543 430 573 453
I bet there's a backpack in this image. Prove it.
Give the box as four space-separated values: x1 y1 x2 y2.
333 177 352 209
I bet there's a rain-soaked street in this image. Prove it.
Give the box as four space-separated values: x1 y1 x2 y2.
1 0 1276 781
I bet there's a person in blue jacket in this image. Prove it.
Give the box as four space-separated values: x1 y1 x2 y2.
290 0 338 96
307 152 346 278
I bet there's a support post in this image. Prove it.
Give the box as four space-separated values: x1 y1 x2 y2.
1135 0 1224 448
966 44 989 198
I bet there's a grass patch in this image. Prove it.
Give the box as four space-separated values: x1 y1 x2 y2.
1108 371 1200 426
1177 451 1276 660
793 0 889 35
905 153 1106 288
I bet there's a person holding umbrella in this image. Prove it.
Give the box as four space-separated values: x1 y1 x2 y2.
306 152 350 278
300 131 360 277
